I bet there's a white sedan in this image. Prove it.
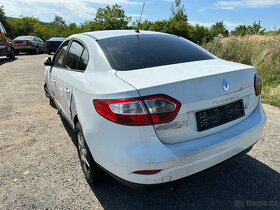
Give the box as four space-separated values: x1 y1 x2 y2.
44 30 266 188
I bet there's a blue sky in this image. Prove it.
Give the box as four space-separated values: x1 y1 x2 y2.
0 0 280 31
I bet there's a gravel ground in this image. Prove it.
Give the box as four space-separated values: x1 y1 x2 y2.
0 55 279 210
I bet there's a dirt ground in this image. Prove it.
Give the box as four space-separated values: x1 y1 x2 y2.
0 55 279 210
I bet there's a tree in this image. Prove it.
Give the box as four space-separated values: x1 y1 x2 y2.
167 0 189 38
90 4 131 30
210 21 229 38
231 21 266 36
188 24 210 44
231 25 250 36
51 16 66 26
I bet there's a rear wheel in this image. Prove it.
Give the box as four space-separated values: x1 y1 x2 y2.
75 122 106 184
7 47 15 58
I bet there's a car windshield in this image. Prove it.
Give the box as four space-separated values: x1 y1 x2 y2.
97 34 215 71
49 37 65 41
15 36 34 40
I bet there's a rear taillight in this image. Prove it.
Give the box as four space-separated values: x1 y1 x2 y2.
93 94 181 126
26 40 31 45
46 42 50 46
254 73 262 96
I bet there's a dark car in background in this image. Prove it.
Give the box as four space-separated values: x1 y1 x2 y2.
46 37 65 54
13 36 47 54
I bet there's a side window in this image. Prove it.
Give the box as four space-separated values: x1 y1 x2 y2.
53 42 69 68
64 41 84 70
77 49 89 71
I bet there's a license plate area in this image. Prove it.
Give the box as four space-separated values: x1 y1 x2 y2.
196 100 245 132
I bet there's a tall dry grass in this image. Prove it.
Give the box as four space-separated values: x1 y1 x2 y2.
202 35 280 107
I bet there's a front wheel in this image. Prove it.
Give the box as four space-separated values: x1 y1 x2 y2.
75 122 106 184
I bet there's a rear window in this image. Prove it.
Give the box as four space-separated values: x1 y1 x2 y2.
15 36 34 40
97 34 215 71
49 37 65 41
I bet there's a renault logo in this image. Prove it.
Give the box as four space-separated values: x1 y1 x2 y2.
222 79 229 92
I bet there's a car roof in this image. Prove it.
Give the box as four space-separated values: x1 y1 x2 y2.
81 30 167 40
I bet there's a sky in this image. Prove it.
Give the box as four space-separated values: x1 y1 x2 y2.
0 0 280 31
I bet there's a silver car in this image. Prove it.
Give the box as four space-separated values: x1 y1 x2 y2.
13 36 46 54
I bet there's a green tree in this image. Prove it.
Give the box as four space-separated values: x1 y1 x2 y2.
188 24 210 43
90 4 131 30
231 25 250 36
210 21 229 38
167 0 189 38
231 21 266 36
51 16 66 26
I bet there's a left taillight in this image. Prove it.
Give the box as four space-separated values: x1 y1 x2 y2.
254 73 262 96
93 94 181 126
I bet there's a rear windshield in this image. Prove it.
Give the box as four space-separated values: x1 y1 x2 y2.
97 34 215 71
49 37 65 41
15 36 34 40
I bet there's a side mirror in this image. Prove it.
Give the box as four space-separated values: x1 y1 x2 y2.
44 57 52 66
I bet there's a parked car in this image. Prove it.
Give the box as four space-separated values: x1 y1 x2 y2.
0 21 15 59
46 37 65 54
44 30 266 189
13 36 46 54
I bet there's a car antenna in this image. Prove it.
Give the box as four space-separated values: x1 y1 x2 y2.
136 2 145 33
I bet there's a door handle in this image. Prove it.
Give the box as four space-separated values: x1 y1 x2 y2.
52 79 56 83
64 88 70 93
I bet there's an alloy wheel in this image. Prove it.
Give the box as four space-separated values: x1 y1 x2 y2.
77 132 90 174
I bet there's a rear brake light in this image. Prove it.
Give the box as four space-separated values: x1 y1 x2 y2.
26 40 31 45
93 94 181 126
254 73 262 96
132 170 161 175
46 42 50 46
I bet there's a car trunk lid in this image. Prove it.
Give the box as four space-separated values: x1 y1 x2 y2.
116 59 259 144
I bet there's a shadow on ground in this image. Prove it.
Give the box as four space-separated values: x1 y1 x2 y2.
0 57 17 65
60 116 280 210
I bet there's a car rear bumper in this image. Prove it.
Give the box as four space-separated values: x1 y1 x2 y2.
14 45 35 51
46 46 58 52
85 101 266 185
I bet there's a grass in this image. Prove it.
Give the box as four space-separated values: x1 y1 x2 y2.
202 35 280 107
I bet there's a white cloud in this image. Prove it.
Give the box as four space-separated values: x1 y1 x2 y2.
198 0 280 11
189 20 243 29
215 0 280 10
127 13 147 17
0 0 141 22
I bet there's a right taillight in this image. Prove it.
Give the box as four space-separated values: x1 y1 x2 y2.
26 40 31 45
93 94 181 126
254 73 262 96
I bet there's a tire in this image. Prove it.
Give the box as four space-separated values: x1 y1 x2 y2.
75 122 106 184
7 47 15 58
34 46 39 54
